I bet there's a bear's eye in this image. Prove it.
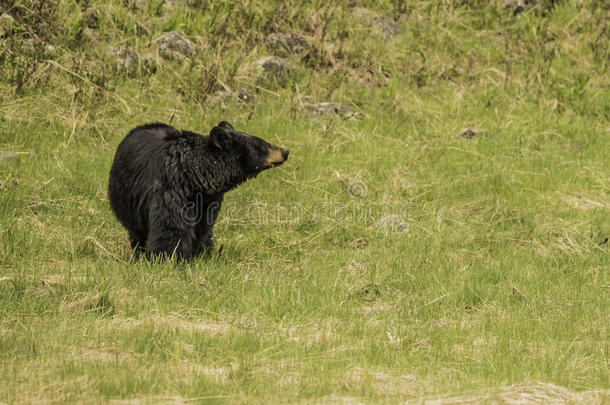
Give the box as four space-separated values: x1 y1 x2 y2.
253 142 266 154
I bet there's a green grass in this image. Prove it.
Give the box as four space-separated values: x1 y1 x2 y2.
1 0 609 403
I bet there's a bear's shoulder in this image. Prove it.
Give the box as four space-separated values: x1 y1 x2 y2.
179 129 206 141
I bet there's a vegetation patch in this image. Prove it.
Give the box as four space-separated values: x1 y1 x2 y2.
0 0 608 402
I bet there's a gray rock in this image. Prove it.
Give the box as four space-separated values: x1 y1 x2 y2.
499 0 539 14
347 237 370 249
302 102 359 119
0 151 18 165
266 31 308 56
501 0 525 13
0 13 16 37
112 47 139 75
352 8 402 38
158 31 198 60
377 215 410 234
238 56 292 86
457 128 483 139
458 128 476 138
371 15 401 37
206 88 257 106
258 56 292 82
0 13 17 37
236 88 257 104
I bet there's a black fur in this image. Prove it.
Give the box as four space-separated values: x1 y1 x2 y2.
108 121 288 260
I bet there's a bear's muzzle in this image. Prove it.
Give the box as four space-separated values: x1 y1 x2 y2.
265 146 289 168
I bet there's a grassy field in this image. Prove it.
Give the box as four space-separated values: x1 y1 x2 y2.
1 0 609 403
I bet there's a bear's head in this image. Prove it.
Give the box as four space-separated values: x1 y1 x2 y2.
210 121 289 174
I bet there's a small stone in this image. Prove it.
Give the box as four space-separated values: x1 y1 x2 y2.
258 56 292 82
377 215 410 234
236 88 256 104
347 237 370 249
457 128 481 139
352 8 402 38
347 262 367 274
159 31 198 60
0 13 16 37
302 102 359 118
112 47 139 75
266 31 308 56
206 88 257 106
238 56 292 86
501 0 525 14
371 15 401 37
0 151 18 165
499 0 539 15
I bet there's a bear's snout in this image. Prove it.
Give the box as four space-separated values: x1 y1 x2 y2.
265 146 289 168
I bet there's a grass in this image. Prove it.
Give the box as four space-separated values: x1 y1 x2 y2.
1 0 609 403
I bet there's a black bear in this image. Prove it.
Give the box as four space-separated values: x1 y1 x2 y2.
108 121 289 260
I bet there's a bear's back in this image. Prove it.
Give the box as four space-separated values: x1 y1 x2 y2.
109 124 185 228
123 122 180 144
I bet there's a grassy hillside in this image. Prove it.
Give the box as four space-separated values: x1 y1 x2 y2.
1 0 609 402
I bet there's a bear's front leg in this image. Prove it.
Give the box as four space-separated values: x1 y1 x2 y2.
196 196 223 255
146 197 200 260
129 230 148 258
146 226 199 260
198 227 214 255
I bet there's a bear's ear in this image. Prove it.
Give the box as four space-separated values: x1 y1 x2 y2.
210 126 232 150
218 121 234 130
